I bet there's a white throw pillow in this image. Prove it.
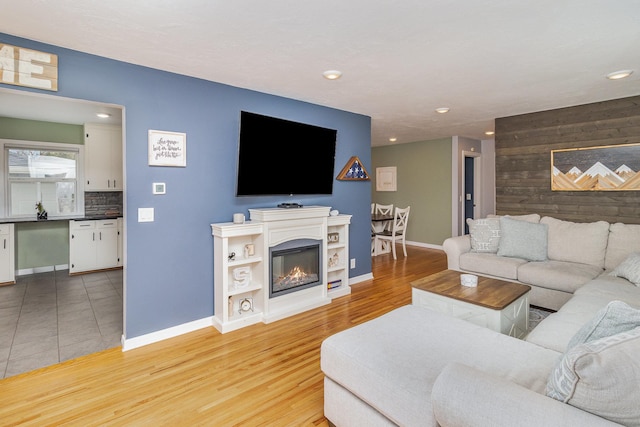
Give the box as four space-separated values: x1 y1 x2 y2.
610 252 640 286
567 300 640 350
497 217 548 261
466 218 501 253
546 327 640 427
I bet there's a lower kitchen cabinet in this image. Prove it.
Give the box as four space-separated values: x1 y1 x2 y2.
0 224 15 285
69 219 121 274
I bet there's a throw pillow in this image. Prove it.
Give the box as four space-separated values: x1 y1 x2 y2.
466 218 501 253
610 252 640 286
546 327 640 426
567 300 640 350
496 216 548 261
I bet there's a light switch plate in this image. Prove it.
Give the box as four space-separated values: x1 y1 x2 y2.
138 207 154 222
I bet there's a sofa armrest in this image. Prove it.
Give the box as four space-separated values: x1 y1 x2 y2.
432 363 620 427
442 235 471 270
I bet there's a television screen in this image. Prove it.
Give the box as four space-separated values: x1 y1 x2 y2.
236 111 337 196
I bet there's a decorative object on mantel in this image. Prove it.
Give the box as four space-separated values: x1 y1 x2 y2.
376 166 397 191
551 143 640 191
328 252 340 268
233 266 251 289
148 129 187 167
337 156 370 180
35 202 48 220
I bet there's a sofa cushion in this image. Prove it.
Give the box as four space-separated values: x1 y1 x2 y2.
546 327 640 427
321 305 560 427
460 252 526 280
576 274 640 306
610 252 640 286
568 300 640 350
497 217 548 261
467 218 501 253
604 223 640 270
517 260 602 293
540 217 609 268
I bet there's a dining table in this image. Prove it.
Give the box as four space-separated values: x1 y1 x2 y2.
371 213 393 255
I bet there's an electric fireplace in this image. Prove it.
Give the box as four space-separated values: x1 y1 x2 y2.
270 239 322 298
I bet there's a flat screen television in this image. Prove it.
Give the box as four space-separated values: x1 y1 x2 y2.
236 111 337 196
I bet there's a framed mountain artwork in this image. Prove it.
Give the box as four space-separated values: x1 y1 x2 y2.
551 143 640 191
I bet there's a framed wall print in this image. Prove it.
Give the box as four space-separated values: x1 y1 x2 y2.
148 130 187 167
551 143 640 191
376 166 397 191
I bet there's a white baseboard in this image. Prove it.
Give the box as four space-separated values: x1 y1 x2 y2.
349 272 373 285
17 264 69 276
122 316 213 351
406 241 443 250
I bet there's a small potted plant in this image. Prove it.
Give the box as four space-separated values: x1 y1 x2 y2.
36 201 48 220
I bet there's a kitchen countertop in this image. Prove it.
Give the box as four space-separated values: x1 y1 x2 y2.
0 215 122 224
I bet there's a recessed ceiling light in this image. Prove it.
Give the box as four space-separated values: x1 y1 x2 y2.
389 137 397 142
606 70 633 80
435 107 450 114
96 113 111 118
323 70 342 80
485 131 495 136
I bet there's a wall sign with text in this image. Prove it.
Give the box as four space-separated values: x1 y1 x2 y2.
148 130 187 167
0 43 58 91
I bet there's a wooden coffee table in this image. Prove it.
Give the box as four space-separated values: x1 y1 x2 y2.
411 269 531 339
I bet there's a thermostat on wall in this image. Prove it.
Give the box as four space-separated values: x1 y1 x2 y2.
153 182 166 195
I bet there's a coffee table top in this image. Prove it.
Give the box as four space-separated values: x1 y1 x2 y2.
410 269 531 310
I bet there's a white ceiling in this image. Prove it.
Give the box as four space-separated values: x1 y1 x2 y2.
1 0 640 146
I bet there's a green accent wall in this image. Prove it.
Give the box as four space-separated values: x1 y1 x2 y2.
1 117 80 271
0 117 84 144
371 138 452 246
15 221 69 270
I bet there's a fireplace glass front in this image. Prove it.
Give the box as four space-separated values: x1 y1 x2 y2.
270 240 321 298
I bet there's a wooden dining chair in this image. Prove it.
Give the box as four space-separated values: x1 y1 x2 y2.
374 206 410 259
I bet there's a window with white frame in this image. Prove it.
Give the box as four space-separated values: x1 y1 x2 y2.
2 140 84 218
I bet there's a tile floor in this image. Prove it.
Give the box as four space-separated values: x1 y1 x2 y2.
0 269 123 379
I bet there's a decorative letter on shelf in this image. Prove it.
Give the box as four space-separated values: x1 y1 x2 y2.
337 156 370 181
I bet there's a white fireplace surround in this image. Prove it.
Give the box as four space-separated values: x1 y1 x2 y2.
249 206 331 323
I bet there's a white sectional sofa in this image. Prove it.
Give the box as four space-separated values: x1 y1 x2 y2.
321 215 640 426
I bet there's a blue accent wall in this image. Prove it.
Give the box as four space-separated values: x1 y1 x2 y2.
1 33 372 338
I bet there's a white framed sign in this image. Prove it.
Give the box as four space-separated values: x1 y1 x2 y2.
148 130 186 167
376 166 397 191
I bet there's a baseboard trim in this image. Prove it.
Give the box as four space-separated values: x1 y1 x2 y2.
406 241 443 250
17 264 69 276
122 316 213 351
349 273 373 285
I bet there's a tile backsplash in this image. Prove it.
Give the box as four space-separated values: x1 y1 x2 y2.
85 191 123 218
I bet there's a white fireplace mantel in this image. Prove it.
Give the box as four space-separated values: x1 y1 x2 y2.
211 206 351 333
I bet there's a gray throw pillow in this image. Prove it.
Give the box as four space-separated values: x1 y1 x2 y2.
546 327 640 426
610 252 640 286
567 300 640 350
466 218 501 253
496 217 548 261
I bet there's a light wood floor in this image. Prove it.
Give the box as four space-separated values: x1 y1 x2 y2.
0 246 447 426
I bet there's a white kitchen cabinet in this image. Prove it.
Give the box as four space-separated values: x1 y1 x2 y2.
0 224 15 285
117 217 123 267
69 219 120 274
84 123 123 191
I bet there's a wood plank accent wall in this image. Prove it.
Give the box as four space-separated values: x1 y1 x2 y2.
495 95 640 224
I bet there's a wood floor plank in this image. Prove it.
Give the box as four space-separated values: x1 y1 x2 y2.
0 246 446 426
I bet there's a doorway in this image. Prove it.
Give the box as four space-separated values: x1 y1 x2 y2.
0 88 125 378
461 151 481 235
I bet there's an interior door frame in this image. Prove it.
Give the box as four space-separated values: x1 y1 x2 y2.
461 150 482 235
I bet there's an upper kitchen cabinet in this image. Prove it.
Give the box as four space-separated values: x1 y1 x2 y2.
84 123 123 191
